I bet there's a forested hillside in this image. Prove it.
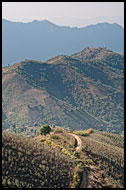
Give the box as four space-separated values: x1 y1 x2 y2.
2 47 124 134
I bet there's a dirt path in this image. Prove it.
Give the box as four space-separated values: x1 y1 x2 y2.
69 133 82 152
80 168 88 188
68 133 89 188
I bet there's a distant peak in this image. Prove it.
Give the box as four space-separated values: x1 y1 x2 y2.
82 47 111 52
2 19 12 23
32 19 39 22
71 46 119 61
47 55 66 64
42 19 52 23
84 22 123 30
31 19 57 26
2 18 57 26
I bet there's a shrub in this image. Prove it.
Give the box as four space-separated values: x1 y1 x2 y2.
54 127 64 134
40 124 51 135
50 134 60 140
74 128 93 136
73 151 80 159
39 138 46 142
70 164 83 188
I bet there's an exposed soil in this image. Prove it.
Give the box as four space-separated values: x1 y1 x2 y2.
68 133 114 188
69 133 82 152
68 133 89 188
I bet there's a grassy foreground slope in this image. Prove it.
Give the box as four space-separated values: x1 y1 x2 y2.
2 131 75 188
2 128 124 188
75 129 124 188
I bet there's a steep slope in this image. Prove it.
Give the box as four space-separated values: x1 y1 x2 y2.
2 60 106 132
77 129 124 188
2 131 75 188
71 47 124 69
2 47 124 134
2 19 124 67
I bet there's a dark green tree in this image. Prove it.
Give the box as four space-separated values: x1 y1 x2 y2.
10 125 16 133
40 124 51 135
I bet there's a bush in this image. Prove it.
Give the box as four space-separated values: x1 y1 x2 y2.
74 128 93 136
73 151 80 159
40 124 51 135
50 134 60 140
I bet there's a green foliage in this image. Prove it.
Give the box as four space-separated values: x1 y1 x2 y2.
74 128 93 136
73 151 80 159
10 124 16 132
40 124 51 135
50 134 60 140
70 163 83 188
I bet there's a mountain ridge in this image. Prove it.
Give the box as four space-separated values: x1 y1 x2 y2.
2 47 124 134
2 18 123 29
2 19 124 67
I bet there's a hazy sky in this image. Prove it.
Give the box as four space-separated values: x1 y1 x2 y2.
2 2 124 26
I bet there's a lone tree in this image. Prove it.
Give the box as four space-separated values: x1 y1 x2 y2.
10 124 16 133
40 124 51 135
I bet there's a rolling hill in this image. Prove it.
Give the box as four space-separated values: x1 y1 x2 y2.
2 19 124 67
2 47 124 134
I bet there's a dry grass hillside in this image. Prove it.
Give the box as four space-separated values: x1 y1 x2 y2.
2 128 124 188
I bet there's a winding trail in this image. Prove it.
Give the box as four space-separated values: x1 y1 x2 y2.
80 168 88 188
68 133 89 188
70 133 82 152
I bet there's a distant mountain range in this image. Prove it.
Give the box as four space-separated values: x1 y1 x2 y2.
2 47 124 134
49 16 124 28
2 19 124 67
